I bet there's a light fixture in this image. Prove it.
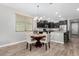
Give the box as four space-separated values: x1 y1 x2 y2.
36 4 39 21
56 12 58 15
76 8 79 11
33 4 40 21
39 17 43 20
48 18 50 19
34 3 52 21
47 18 51 20
35 3 44 21
58 15 61 17
33 17 38 20
43 16 45 18
35 3 47 21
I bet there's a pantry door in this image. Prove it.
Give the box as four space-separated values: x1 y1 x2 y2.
71 22 79 36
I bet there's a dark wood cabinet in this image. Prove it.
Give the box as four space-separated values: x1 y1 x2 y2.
37 20 48 28
48 22 54 28
37 21 60 28
37 20 67 28
53 23 59 28
64 31 69 43
59 20 67 25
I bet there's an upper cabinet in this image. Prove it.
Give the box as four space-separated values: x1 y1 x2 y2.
37 20 48 28
59 20 67 25
48 22 54 28
53 22 59 28
37 20 67 28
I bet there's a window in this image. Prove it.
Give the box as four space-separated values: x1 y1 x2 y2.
16 14 33 32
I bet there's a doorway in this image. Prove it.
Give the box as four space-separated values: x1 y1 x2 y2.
70 22 79 37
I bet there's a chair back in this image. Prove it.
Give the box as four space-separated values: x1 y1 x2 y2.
42 32 49 42
25 32 34 42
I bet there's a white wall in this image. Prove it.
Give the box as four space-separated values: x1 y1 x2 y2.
0 5 26 45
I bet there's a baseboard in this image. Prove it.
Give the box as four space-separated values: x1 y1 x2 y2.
50 40 64 44
0 39 64 48
0 40 27 48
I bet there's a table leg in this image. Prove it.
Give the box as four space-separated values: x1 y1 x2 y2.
35 40 42 48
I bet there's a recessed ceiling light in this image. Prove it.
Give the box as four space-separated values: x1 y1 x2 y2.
43 16 45 17
39 17 43 20
48 18 50 19
56 12 58 15
58 15 61 17
76 8 79 11
33 17 38 20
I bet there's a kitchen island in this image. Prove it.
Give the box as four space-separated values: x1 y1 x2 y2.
50 31 64 44
34 28 69 44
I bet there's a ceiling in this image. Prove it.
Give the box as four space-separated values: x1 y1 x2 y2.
1 3 79 21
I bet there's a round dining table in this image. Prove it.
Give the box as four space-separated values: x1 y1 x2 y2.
31 34 46 48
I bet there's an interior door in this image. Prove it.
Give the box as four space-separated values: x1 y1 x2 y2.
71 23 79 36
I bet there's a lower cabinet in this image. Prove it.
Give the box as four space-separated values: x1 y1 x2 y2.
64 31 69 43
50 31 69 43
50 32 64 43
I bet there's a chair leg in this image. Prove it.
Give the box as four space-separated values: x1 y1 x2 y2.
48 42 50 48
42 43 44 46
30 44 32 51
45 43 47 51
26 43 28 49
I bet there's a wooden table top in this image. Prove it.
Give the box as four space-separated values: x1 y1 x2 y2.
31 34 45 37
31 34 46 40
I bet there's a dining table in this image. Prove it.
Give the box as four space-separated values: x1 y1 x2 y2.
31 34 46 48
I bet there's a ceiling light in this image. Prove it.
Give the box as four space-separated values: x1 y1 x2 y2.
43 16 45 17
48 18 50 19
33 17 38 20
58 15 61 17
39 17 43 20
56 12 58 15
76 8 79 11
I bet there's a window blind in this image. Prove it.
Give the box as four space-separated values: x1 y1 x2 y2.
16 14 32 32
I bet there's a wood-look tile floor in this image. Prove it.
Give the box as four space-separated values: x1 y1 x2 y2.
0 38 79 56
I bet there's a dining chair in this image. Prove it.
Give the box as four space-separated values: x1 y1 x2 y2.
25 32 36 51
40 32 50 50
